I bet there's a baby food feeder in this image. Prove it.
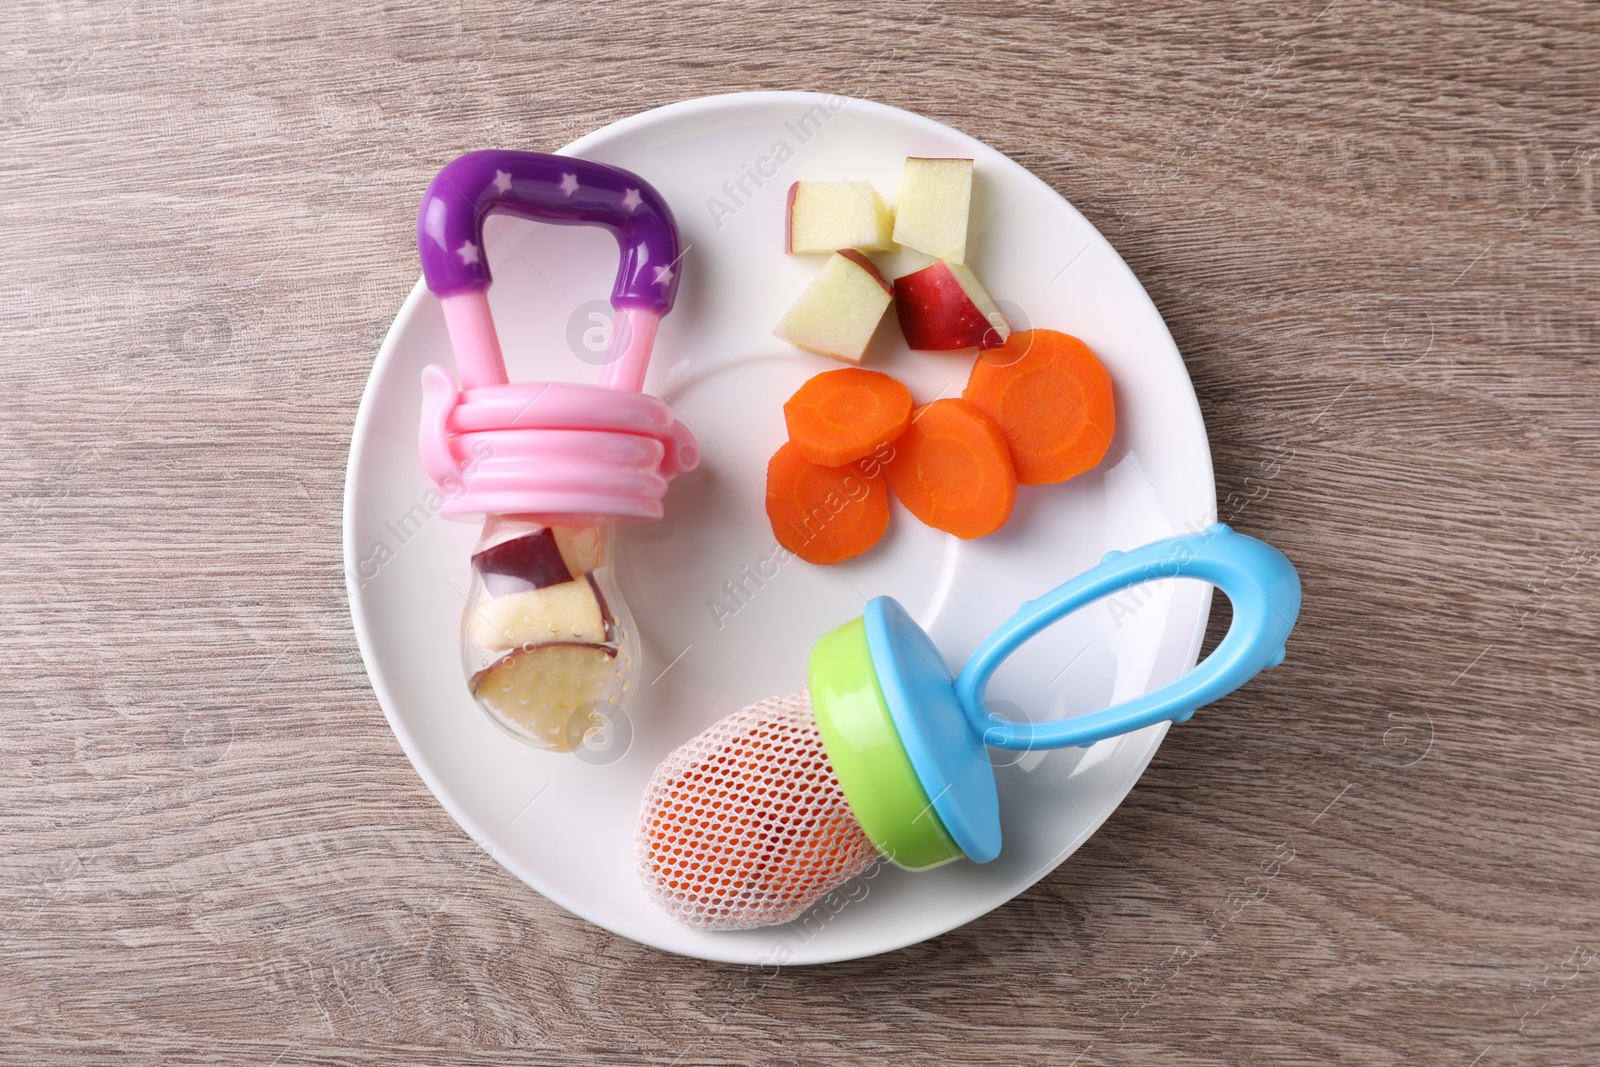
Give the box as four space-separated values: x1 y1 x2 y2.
639 526 1302 929
415 150 697 751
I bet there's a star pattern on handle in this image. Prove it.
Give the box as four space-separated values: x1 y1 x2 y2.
652 264 674 286
621 188 643 213
456 241 481 265
491 170 513 195
558 172 579 197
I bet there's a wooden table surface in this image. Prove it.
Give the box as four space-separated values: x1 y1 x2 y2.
4 2 1597 1063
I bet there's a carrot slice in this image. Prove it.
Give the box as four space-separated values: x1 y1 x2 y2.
886 398 1016 540
783 368 914 467
766 442 890 564
962 329 1116 485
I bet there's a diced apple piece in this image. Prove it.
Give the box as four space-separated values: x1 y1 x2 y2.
894 259 1011 351
472 528 573 597
552 523 605 575
470 642 616 751
892 158 973 263
466 576 609 651
786 181 895 254
473 515 545 553
773 250 894 365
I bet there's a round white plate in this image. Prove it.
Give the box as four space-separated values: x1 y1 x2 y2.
345 91 1216 964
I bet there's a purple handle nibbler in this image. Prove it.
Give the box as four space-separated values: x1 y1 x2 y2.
414 149 697 525
418 149 682 316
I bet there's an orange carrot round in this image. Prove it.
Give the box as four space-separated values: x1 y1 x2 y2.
783 368 914 467
766 441 890 564
886 398 1016 540
963 329 1116 486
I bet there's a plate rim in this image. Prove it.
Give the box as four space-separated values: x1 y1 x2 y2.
343 90 1216 964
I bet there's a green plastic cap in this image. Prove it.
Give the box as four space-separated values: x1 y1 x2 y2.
808 617 963 871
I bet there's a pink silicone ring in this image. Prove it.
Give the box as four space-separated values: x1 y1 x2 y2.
418 362 698 524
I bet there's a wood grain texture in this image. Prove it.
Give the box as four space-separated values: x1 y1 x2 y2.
2 1 1597 1063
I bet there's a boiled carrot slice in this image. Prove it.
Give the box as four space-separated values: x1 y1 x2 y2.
886 398 1016 540
783 367 914 467
766 442 890 564
963 329 1115 485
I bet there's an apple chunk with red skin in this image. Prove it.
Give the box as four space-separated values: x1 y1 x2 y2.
773 249 894 365
894 259 1011 351
472 525 607 598
786 181 895 254
472 527 573 597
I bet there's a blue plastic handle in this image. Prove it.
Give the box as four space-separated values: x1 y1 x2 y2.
954 524 1301 750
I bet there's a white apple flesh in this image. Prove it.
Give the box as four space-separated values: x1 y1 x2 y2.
466 575 609 651
785 181 895 254
551 523 605 575
891 157 973 263
470 642 616 751
893 259 1011 351
773 249 894 365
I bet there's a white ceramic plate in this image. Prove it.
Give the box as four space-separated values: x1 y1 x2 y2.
345 91 1216 964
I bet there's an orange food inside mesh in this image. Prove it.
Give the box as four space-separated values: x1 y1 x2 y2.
636 692 879 930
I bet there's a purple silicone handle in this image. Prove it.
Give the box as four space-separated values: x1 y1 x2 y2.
417 149 682 316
